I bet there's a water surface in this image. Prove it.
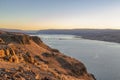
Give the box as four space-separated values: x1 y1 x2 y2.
35 34 120 80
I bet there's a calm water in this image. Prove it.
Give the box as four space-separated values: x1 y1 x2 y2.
35 34 120 80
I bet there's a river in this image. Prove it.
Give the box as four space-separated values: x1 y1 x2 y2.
35 34 120 80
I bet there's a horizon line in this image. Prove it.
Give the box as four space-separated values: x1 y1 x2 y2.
0 27 120 31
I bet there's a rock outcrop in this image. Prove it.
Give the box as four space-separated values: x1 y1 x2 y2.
0 31 95 80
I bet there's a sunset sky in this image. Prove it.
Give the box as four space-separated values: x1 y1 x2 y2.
0 0 120 30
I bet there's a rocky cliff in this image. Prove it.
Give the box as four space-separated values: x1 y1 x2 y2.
0 31 95 80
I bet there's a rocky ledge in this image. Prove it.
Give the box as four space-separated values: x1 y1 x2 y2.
0 31 95 80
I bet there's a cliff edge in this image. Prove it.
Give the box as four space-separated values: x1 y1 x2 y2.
0 31 95 80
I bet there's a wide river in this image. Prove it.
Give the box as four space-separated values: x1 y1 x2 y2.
35 34 120 80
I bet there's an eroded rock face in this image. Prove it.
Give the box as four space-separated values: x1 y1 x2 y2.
0 67 36 80
30 36 43 44
0 32 30 44
0 49 5 58
0 31 95 80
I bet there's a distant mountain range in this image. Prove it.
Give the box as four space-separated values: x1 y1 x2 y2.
1 28 120 43
36 29 120 35
36 29 120 43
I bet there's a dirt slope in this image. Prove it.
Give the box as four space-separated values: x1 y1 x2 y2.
0 31 95 80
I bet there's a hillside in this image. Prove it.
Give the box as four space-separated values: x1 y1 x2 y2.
0 31 95 80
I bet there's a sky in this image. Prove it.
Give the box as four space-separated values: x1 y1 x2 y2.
0 0 120 30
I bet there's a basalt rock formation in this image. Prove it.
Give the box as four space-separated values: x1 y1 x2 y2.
0 31 95 80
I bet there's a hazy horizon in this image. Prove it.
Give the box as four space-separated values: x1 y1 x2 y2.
0 0 120 30
1 27 120 31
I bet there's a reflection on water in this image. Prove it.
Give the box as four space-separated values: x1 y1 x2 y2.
35 34 120 80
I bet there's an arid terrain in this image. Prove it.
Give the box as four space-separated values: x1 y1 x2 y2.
0 31 95 80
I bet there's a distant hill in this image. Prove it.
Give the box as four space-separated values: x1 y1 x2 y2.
0 28 24 32
37 29 120 43
37 29 120 35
